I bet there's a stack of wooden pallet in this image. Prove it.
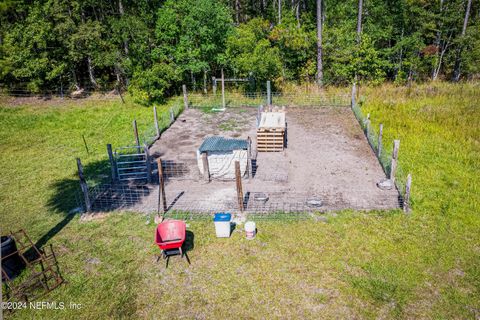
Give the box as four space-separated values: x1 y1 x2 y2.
257 110 286 152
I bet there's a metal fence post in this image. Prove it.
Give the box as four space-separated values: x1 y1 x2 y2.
107 144 117 182
267 80 271 105
76 158 91 212
182 84 189 110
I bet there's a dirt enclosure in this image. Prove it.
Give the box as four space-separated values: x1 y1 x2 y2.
132 106 399 214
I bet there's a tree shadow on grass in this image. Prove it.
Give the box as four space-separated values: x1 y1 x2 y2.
41 158 151 249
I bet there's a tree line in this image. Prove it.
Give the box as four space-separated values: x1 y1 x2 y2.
0 0 478 102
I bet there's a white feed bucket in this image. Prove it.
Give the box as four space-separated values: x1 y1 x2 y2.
245 221 256 240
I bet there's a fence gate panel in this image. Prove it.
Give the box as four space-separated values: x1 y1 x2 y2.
115 146 148 182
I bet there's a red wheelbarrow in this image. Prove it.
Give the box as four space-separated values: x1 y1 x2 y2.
154 220 190 267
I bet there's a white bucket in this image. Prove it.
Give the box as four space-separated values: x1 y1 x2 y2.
245 221 256 240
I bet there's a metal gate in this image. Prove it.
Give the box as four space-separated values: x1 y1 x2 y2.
115 146 149 182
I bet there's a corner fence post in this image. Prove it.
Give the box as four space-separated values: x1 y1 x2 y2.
76 158 91 212
153 106 160 138
267 80 271 105
377 124 383 157
182 84 189 110
144 143 152 183
107 144 117 182
390 139 400 183
235 161 244 212
403 174 412 213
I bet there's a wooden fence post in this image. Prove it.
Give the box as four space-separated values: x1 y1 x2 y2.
153 106 160 138
76 158 91 212
144 143 152 183
267 80 271 105
377 124 383 157
133 119 140 148
182 84 189 110
390 140 400 182
403 173 412 213
221 68 225 109
169 108 175 124
247 136 252 179
107 144 117 182
235 161 244 212
202 152 210 182
351 82 357 108
156 158 167 213
212 77 217 96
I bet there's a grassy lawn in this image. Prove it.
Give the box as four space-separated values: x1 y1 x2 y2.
1 83 479 319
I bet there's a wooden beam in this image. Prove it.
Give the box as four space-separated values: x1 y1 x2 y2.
156 158 167 213
235 161 244 212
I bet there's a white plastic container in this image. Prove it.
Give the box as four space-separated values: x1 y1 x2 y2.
214 213 232 238
245 221 256 239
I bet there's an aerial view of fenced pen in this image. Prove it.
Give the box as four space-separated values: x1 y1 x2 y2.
1 1 479 320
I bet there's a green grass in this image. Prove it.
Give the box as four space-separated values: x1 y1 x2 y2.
1 83 479 319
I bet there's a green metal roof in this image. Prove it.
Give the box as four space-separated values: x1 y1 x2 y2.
199 136 248 153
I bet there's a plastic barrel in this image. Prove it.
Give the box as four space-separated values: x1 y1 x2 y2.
1 236 25 280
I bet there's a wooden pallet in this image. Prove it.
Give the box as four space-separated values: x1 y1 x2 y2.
257 130 284 152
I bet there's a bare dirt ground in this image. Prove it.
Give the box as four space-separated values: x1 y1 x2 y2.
133 106 399 214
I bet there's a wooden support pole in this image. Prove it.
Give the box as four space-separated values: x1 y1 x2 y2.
235 161 244 212
377 124 383 157
182 84 189 110
390 139 400 182
169 108 175 124
201 152 210 182
403 173 412 213
156 158 167 213
221 68 225 108
153 106 160 138
144 143 152 183
133 119 140 148
76 158 91 212
107 144 117 182
267 80 271 105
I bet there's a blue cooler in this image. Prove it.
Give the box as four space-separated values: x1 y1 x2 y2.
213 213 232 238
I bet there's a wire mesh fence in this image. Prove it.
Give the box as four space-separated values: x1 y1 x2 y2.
351 102 407 199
